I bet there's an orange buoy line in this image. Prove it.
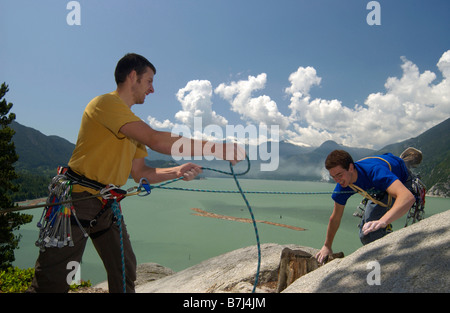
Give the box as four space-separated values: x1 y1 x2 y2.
190 208 306 231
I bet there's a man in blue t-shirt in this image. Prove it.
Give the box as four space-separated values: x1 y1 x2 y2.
315 149 416 263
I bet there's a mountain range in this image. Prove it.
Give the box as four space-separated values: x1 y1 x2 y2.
10 117 450 197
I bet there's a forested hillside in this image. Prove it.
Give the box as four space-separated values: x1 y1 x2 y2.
377 118 449 197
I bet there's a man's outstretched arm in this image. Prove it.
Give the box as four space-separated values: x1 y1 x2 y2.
120 120 245 164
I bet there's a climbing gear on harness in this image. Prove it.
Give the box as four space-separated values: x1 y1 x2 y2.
35 174 88 252
353 198 367 218
400 147 426 226
34 169 129 252
91 186 127 227
405 176 426 226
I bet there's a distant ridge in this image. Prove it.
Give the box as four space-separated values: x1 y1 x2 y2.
10 118 450 196
11 121 75 172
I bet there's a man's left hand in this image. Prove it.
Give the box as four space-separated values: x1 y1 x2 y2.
178 163 203 181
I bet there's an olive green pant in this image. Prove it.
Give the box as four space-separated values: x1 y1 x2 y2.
28 192 137 293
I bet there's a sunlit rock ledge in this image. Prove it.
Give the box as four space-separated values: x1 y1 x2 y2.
94 209 449 293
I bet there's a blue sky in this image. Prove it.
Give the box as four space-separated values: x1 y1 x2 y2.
1 0 449 149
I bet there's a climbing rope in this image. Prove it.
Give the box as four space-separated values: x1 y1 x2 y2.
134 156 262 292
229 160 261 293
110 199 126 293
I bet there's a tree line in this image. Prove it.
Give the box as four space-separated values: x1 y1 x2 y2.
0 82 33 270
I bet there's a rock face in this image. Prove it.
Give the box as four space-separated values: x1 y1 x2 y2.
94 262 175 291
98 210 449 293
427 182 450 198
136 244 318 293
283 209 450 293
135 263 175 286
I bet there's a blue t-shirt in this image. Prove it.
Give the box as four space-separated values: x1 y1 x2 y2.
332 153 409 205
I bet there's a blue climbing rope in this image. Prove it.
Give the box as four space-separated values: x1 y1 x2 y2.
136 156 261 292
138 156 262 292
111 199 126 293
228 160 261 293
133 156 354 293
204 157 261 292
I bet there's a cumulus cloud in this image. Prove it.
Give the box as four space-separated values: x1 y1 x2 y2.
215 73 290 130
175 80 228 128
147 79 227 134
285 50 450 148
147 116 175 129
148 50 450 149
286 67 357 146
285 66 322 96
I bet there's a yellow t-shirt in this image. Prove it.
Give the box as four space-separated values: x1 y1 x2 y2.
68 90 148 194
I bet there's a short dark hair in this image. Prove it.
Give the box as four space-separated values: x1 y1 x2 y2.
325 150 354 170
114 53 156 85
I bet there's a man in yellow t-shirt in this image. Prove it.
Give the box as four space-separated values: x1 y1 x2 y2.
29 53 244 293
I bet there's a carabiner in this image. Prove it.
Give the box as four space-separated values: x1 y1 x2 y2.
100 184 120 199
138 178 152 196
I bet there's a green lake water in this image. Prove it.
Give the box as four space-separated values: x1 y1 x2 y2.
13 177 450 285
